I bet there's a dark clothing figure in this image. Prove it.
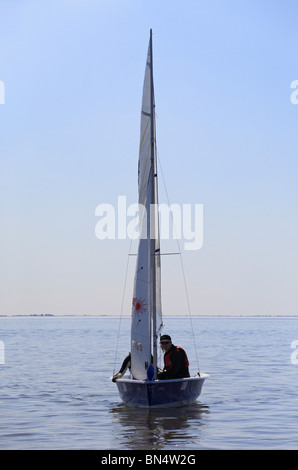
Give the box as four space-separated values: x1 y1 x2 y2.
112 352 154 382
157 344 190 380
112 353 131 382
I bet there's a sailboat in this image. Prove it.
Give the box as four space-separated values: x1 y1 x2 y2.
114 30 208 407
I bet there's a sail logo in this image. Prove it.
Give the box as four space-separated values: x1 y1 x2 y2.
95 196 203 250
132 297 147 316
0 81 4 104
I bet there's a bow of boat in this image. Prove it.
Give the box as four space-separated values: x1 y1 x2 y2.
115 374 209 408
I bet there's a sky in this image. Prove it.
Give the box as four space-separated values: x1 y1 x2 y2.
0 0 297 316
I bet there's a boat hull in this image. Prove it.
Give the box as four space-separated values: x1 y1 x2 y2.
115 374 208 408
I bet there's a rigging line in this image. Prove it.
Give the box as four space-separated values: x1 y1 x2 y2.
179 253 200 373
113 236 134 375
156 148 200 373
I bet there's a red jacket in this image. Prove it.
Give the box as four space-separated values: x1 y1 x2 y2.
158 345 190 380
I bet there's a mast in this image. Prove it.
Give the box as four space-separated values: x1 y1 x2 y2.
149 29 158 379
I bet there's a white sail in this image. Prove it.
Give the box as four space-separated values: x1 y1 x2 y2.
130 31 163 380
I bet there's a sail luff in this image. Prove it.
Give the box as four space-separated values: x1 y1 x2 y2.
149 30 158 379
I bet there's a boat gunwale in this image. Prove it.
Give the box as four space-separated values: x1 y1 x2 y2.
114 373 209 385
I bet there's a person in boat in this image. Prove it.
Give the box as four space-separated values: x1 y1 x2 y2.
112 353 131 382
112 352 155 382
157 335 190 380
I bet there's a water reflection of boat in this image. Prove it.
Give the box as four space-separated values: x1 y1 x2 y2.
110 402 209 450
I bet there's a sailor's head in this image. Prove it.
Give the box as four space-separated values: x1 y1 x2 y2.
160 334 172 351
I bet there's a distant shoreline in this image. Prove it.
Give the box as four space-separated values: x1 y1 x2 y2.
1 314 298 318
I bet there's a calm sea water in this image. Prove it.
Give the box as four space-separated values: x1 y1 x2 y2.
0 315 297 450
